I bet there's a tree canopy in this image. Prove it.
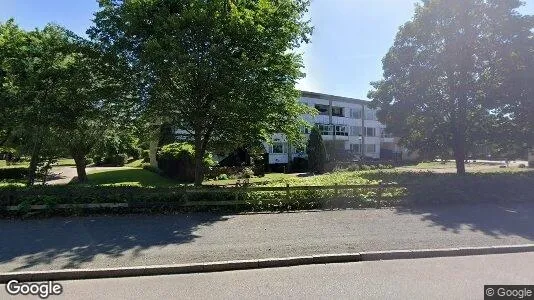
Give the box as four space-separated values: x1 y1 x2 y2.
89 0 313 185
368 0 534 173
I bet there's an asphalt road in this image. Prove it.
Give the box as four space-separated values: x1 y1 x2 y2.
3 252 533 299
1 202 534 272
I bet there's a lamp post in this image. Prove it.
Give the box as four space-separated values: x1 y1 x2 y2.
358 135 363 162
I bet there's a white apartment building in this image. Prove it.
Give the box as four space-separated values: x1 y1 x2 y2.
266 91 399 165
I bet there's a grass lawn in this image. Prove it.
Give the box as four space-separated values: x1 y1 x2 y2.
56 158 76 166
124 159 144 168
83 168 180 187
0 160 29 168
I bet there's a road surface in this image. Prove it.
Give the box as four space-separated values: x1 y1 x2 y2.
3 252 533 299
1 202 534 272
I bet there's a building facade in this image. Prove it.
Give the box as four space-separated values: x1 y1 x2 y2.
266 91 399 165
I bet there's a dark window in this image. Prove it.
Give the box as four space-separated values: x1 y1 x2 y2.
314 104 329 115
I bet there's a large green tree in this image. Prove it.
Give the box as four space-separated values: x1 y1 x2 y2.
1 21 125 184
0 20 28 147
89 0 313 185
368 0 533 174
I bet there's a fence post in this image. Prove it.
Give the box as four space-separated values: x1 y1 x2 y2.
286 184 290 202
377 182 383 208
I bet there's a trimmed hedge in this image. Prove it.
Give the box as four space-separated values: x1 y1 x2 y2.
0 184 405 216
0 167 28 180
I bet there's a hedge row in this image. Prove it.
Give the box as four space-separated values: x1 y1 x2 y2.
0 185 407 216
0 167 28 180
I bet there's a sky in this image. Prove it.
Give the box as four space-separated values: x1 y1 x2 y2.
1 0 533 100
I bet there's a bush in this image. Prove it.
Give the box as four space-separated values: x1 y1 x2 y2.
291 157 308 172
0 167 28 180
205 166 246 180
92 131 138 166
217 174 229 180
241 167 254 179
307 127 327 173
157 143 213 182
141 150 150 163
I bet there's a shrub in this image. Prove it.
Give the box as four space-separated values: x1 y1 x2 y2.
0 167 28 180
141 150 150 163
241 167 254 178
347 165 360 172
360 165 371 171
205 166 246 180
291 157 308 172
92 131 138 166
217 174 229 180
157 143 213 182
307 127 326 173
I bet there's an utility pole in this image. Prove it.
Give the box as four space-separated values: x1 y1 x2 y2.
361 103 365 162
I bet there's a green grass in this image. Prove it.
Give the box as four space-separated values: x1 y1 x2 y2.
0 160 29 169
56 158 76 166
124 159 144 168
83 168 180 187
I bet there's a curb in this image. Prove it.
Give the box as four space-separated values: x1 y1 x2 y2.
2 245 534 283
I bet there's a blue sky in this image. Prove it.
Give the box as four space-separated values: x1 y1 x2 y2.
1 0 533 100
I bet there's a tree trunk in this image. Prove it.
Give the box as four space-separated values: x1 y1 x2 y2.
27 142 41 186
149 133 159 168
452 131 467 175
73 155 88 183
194 136 206 187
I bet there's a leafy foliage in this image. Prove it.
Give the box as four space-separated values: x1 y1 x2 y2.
368 0 534 174
89 0 313 184
157 143 215 182
306 126 326 173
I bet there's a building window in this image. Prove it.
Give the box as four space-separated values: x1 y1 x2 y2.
380 129 393 138
365 110 377 121
365 127 376 137
350 144 361 153
332 106 344 117
350 108 362 119
317 124 333 136
365 144 376 153
300 126 310 134
350 126 362 136
271 143 287 154
314 104 329 115
334 125 348 136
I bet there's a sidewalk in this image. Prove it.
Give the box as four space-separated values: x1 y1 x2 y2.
1 202 534 272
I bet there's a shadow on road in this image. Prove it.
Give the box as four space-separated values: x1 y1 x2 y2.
0 213 229 271
395 203 534 239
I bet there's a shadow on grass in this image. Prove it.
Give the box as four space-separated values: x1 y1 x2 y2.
0 213 229 271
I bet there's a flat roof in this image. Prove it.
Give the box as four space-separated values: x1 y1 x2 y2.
300 90 370 105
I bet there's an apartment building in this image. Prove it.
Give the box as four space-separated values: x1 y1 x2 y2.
266 91 399 165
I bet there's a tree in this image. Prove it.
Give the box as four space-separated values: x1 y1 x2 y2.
307 126 326 173
1 20 127 184
90 0 313 185
368 0 533 174
0 20 28 147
